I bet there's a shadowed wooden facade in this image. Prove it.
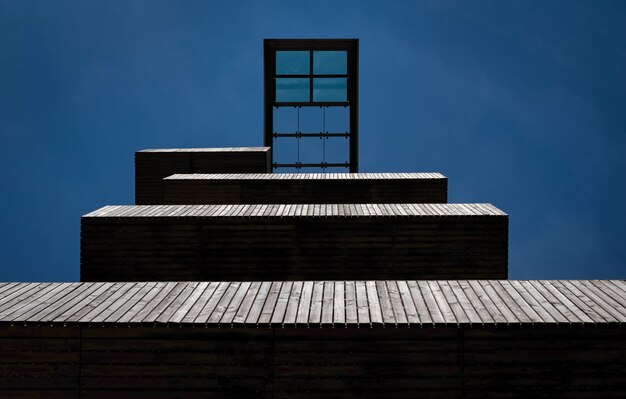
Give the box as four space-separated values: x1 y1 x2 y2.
80 203 508 282
135 147 271 205
1 280 625 398
162 172 447 204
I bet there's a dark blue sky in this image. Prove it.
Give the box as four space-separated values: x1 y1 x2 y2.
1 1 625 281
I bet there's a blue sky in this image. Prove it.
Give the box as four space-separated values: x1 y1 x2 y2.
1 0 625 281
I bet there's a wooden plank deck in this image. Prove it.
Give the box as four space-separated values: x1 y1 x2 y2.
1 281 624 327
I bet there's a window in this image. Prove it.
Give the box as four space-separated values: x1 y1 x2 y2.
275 50 348 104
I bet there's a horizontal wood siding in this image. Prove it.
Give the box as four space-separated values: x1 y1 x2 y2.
163 173 447 204
135 148 271 205
81 207 507 281
1 326 623 398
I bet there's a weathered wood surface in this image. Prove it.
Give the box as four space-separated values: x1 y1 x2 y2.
0 325 624 398
163 172 447 204
135 147 271 205
2 280 624 327
81 203 508 281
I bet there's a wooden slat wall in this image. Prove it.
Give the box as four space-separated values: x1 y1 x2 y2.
163 172 447 204
135 147 271 205
1 326 624 398
81 205 508 281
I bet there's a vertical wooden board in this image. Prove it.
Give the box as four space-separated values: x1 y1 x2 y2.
345 281 358 325
365 281 383 326
333 281 346 326
356 281 371 325
396 281 419 325
321 282 335 327
296 282 313 326
308 281 324 325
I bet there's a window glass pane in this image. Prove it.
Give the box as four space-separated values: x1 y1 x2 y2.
313 78 347 102
276 51 310 75
324 106 350 133
324 136 350 164
313 51 347 74
299 106 323 133
276 78 309 102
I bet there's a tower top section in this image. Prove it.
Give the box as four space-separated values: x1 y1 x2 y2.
264 39 359 172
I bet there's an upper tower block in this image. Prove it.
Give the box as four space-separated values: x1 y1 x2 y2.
264 39 359 173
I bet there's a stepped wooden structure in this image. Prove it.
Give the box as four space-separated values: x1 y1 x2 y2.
1 39 625 398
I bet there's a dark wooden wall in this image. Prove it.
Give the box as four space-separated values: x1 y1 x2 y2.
135 148 271 205
81 216 508 282
1 326 624 398
163 173 447 205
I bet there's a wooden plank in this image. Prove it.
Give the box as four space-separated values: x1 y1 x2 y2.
344 281 358 325
308 281 324 325
270 281 294 326
356 281 371 325
365 281 383 325
296 282 313 326
333 281 345 326
321 281 335 327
